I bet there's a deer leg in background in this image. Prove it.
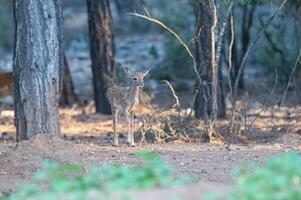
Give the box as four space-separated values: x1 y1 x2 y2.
130 112 135 146
125 110 133 147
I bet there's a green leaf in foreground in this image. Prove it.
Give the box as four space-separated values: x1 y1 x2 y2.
229 152 301 200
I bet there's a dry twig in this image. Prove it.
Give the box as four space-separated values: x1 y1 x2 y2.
161 80 180 109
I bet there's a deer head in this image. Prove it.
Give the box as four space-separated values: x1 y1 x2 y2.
123 67 151 88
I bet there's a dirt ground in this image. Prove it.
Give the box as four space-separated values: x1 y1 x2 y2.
1 104 301 198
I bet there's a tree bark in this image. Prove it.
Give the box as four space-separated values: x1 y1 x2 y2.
13 0 63 140
217 55 226 118
194 0 225 119
86 0 115 114
60 55 78 106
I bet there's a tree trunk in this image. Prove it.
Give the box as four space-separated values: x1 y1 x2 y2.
210 0 218 121
218 56 226 118
86 0 115 114
194 0 225 119
194 0 212 119
13 0 63 140
60 55 78 106
230 4 256 90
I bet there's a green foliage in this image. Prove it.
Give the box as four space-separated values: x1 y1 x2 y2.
229 152 301 200
5 152 193 200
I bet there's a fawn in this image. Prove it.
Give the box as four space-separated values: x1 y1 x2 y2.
106 67 151 147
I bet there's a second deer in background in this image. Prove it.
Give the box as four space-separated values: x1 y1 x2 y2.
0 72 13 98
0 72 13 113
106 67 151 147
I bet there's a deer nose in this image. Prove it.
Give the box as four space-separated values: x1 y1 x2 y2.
139 83 144 87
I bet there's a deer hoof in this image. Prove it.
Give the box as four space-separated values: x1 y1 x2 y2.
112 143 119 147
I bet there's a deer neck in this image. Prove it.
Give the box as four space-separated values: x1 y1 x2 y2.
128 81 140 106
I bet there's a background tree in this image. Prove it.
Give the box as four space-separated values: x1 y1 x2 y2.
60 55 78 106
13 0 63 140
229 3 256 90
86 0 115 114
194 0 226 119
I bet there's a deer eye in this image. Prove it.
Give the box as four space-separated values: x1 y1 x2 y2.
133 77 137 81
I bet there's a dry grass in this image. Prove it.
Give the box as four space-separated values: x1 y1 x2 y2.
1 97 301 145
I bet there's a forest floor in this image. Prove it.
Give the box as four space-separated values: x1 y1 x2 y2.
1 10 301 196
1 102 301 198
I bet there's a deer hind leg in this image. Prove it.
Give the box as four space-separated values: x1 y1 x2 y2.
112 108 119 147
125 110 132 147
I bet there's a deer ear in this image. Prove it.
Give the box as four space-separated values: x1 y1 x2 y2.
142 67 152 76
123 67 132 76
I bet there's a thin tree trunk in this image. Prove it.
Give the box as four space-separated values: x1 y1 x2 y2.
13 0 63 140
218 54 226 118
231 4 256 90
60 55 78 106
210 0 218 121
86 0 115 114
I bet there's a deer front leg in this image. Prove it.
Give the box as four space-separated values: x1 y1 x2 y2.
130 112 135 147
112 109 119 147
